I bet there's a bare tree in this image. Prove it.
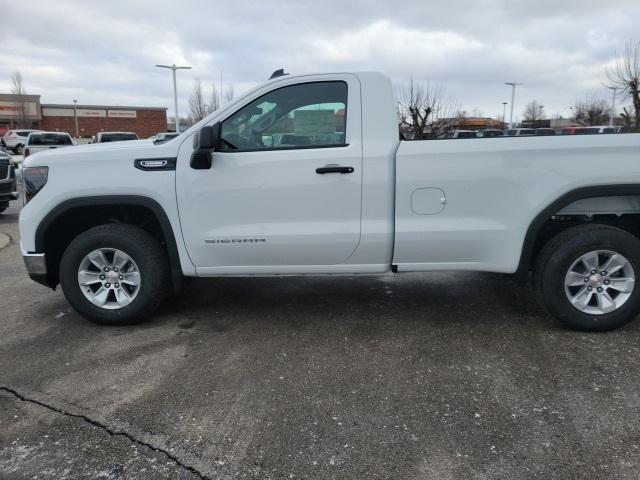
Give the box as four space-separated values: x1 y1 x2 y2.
605 41 640 131
621 106 635 129
10 71 30 128
224 84 235 104
209 84 220 114
396 78 458 139
453 109 468 125
523 100 545 123
572 96 610 126
188 79 208 123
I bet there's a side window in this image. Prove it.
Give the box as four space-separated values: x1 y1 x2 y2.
219 81 347 151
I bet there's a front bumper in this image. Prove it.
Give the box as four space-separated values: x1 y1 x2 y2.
0 168 18 202
22 252 52 288
23 252 47 275
0 190 19 202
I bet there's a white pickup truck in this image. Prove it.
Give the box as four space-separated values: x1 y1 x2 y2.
19 71 640 331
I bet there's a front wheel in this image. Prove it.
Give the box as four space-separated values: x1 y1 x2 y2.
534 224 640 331
60 224 169 325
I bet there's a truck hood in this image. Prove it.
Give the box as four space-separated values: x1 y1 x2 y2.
23 138 180 167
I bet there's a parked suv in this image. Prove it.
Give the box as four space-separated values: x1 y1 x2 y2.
503 128 535 136
0 150 18 213
2 129 43 154
91 132 139 143
24 132 74 157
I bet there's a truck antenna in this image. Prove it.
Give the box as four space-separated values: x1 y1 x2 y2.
269 69 288 79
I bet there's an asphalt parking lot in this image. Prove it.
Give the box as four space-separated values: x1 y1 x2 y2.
2 201 640 479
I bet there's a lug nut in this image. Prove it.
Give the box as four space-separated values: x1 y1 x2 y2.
99 274 105 280
105 282 111 288
119 275 124 280
597 287 603 293
587 286 593 291
591 270 597 274
104 267 109 272
601 271 607 276
584 277 589 282
604 279 610 285
114 267 118 272
115 283 120 288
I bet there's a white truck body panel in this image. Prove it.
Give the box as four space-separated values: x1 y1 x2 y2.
394 134 640 273
176 73 365 274
19 139 196 276
18 70 640 281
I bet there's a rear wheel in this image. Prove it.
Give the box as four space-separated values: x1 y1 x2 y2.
534 224 640 331
60 224 169 325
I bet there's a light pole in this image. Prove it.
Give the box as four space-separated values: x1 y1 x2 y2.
505 81 523 129
538 105 544 127
608 87 617 127
156 63 192 133
73 99 79 138
501 102 508 126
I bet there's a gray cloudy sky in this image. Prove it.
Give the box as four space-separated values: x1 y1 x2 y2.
1 0 638 121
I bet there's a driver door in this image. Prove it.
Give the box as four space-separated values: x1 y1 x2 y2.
175 75 363 274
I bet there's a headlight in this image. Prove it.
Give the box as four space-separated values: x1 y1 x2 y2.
23 166 48 204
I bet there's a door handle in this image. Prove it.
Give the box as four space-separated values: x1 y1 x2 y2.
315 165 354 174
134 157 177 171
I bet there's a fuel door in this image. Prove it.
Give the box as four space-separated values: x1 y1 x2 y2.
411 187 446 215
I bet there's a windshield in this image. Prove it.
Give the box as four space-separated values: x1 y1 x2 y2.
99 133 138 142
28 134 72 146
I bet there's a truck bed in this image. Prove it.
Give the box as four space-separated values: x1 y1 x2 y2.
393 133 640 273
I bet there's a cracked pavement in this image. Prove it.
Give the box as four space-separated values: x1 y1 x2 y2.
0 388 201 479
3 199 640 479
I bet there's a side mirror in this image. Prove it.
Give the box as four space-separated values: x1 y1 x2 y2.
190 122 220 169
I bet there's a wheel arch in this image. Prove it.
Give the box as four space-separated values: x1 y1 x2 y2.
515 184 640 283
36 195 183 293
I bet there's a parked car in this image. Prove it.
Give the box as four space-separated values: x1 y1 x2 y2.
560 126 616 135
19 70 640 331
449 129 477 139
2 129 43 154
0 150 18 213
24 132 74 158
151 132 180 143
503 128 535 136
91 132 139 143
535 128 556 136
593 126 617 134
477 129 504 138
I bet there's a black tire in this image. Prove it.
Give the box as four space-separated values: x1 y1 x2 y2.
534 224 640 331
59 224 169 325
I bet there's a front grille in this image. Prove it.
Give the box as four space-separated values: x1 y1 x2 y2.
0 157 9 180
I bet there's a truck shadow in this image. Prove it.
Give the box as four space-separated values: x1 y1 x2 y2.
159 271 553 331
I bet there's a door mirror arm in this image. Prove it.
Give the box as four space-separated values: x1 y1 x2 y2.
190 122 221 169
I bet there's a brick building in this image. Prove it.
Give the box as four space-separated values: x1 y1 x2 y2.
0 93 42 130
0 93 167 138
40 104 167 138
